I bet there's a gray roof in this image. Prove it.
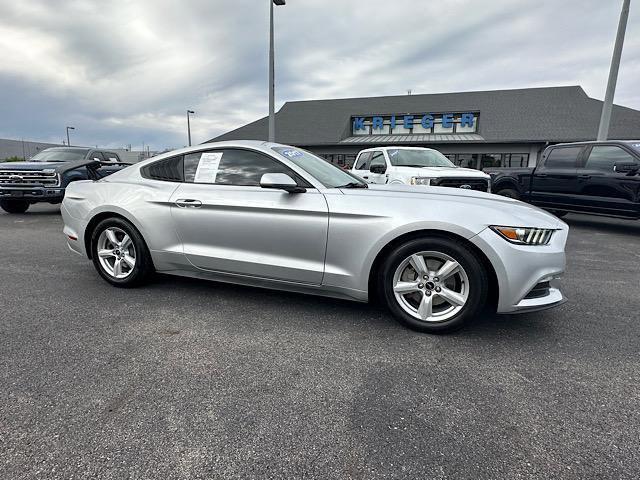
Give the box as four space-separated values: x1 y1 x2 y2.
210 86 640 145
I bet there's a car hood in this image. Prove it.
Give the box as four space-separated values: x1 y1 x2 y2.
389 166 490 178
0 161 62 171
343 183 564 229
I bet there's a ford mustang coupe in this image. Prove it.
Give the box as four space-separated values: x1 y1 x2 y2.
62 141 568 333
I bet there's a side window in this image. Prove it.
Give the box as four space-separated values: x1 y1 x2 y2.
544 147 581 169
370 151 385 167
103 152 120 162
91 151 106 161
585 146 637 171
184 149 302 187
354 152 372 170
141 156 184 182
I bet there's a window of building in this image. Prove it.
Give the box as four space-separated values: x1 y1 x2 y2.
455 114 478 133
433 120 454 134
454 154 479 169
344 154 357 168
505 153 529 167
354 151 372 170
585 146 636 171
391 121 412 135
545 147 581 169
480 154 503 169
353 120 372 136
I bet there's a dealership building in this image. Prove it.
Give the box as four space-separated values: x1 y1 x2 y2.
211 86 640 170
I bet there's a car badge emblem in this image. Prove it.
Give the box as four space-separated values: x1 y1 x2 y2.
9 174 23 182
459 184 472 189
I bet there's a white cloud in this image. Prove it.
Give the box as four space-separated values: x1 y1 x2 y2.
0 0 638 149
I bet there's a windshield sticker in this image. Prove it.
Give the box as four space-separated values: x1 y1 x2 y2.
389 149 399 156
194 152 223 183
633 143 640 149
280 149 303 158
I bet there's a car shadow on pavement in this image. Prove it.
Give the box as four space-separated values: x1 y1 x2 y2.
563 214 640 236
150 273 558 338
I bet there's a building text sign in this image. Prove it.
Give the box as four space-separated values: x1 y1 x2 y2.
351 112 478 136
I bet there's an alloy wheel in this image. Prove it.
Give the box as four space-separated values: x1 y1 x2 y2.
392 251 470 322
96 227 136 279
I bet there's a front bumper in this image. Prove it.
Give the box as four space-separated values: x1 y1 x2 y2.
470 224 568 314
0 186 65 201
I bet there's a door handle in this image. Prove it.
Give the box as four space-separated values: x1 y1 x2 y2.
175 199 202 208
578 174 591 180
536 173 548 178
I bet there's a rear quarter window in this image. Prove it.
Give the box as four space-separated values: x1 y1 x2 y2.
544 147 581 169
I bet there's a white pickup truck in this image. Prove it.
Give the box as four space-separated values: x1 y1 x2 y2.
351 146 491 192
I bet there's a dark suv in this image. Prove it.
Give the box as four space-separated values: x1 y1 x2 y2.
487 141 640 219
0 147 128 214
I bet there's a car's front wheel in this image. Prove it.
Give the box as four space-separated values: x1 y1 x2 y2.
90 217 153 287
0 199 30 214
380 237 488 333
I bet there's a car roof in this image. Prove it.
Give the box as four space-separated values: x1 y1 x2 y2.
358 146 438 154
549 140 640 148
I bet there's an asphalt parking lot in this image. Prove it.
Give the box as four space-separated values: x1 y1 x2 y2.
1 205 639 479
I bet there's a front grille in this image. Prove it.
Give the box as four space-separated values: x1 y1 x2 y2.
524 281 551 299
0 170 59 187
431 177 488 192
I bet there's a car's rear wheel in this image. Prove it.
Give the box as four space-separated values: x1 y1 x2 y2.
495 188 520 200
0 199 30 214
380 237 488 333
90 217 153 287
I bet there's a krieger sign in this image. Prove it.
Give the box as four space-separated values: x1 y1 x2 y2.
352 112 477 134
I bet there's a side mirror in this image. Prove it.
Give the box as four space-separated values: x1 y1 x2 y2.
614 162 639 175
260 173 306 193
370 163 386 174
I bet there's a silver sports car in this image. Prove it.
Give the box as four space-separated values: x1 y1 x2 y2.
62 141 567 333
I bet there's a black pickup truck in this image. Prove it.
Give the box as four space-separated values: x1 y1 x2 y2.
487 141 640 219
0 147 129 214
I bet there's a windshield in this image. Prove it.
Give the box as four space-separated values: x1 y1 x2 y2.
272 146 366 188
387 149 455 168
30 148 89 162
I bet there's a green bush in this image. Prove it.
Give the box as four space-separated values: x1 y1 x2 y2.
3 156 24 162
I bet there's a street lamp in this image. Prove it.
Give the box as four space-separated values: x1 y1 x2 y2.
187 110 195 146
66 126 75 147
597 0 631 141
269 0 286 142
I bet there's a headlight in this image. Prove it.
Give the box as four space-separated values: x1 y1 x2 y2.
410 177 431 186
490 226 555 245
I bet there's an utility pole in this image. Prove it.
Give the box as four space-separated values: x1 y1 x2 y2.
269 0 286 142
187 110 195 146
597 0 631 141
66 126 75 147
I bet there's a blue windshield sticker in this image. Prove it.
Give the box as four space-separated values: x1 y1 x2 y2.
389 149 399 156
281 149 303 158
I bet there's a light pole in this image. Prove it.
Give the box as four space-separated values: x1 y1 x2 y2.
66 126 75 147
597 0 631 141
187 110 195 146
269 0 286 142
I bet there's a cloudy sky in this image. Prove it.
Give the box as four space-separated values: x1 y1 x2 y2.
0 0 638 151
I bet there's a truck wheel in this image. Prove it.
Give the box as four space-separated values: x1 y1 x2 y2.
0 199 30 214
380 237 488 333
90 217 154 287
495 188 520 200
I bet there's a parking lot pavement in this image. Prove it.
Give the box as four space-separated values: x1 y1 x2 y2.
1 204 639 479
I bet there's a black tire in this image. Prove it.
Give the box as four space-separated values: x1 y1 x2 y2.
495 188 520 200
379 237 488 334
0 199 30 214
90 217 154 287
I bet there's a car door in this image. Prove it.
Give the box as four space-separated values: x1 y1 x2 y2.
574 144 640 218
367 150 388 184
352 151 372 181
529 146 582 210
169 148 329 284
